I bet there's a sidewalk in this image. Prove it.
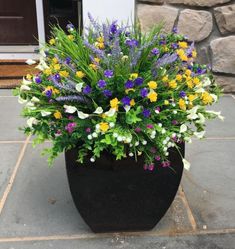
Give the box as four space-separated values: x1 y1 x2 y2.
0 89 235 249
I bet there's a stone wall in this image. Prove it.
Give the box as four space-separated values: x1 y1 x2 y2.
137 0 235 92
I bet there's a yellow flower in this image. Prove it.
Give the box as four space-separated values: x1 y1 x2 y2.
201 92 213 105
68 35 74 41
193 77 200 85
164 100 169 105
176 74 182 82
178 41 188 49
49 38 55 45
147 91 158 102
129 73 138 80
130 99 136 106
180 54 188 61
53 64 61 71
188 94 197 102
162 75 168 82
125 88 135 94
44 86 59 95
26 74 32 80
53 88 60 95
94 57 100 63
52 57 58 64
76 71 85 78
59 70 69 78
169 80 177 89
97 36 104 43
99 122 109 132
163 46 169 52
148 81 158 89
179 98 186 110
187 80 194 89
192 50 197 58
89 63 98 70
110 98 119 110
44 68 52 76
54 110 62 119
101 113 107 119
98 43 105 49
185 69 192 76
176 49 185 56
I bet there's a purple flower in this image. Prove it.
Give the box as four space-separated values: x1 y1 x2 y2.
103 89 112 97
65 57 71 64
159 40 166 45
155 155 161 161
97 80 107 88
140 88 148 98
125 80 134 89
54 73 61 81
126 39 139 48
65 122 76 134
142 109 151 118
35 76 42 84
110 21 118 34
134 77 144 86
171 43 178 49
179 91 186 98
121 96 131 106
45 89 52 98
66 23 75 31
85 127 91 133
83 85 92 94
146 124 154 129
135 127 142 133
148 164 155 171
151 48 160 55
162 161 171 168
172 120 178 125
172 26 178 33
150 147 157 153
104 70 114 78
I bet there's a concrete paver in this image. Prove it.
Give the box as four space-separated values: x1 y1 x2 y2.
183 140 235 230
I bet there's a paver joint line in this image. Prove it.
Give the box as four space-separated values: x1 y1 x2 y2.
0 136 31 215
0 228 235 243
178 186 197 231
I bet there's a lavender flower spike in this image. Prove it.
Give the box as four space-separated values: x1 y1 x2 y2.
55 95 90 104
155 53 178 68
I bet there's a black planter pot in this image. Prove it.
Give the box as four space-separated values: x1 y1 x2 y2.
65 143 184 233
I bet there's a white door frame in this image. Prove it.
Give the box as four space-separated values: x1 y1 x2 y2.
0 0 45 60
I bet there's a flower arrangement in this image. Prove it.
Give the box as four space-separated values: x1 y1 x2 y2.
14 15 223 170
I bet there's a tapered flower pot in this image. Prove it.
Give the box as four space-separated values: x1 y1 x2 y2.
65 143 184 233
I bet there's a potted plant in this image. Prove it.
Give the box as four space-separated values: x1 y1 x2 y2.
14 16 223 233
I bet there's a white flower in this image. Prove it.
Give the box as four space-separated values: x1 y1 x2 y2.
109 122 115 128
35 59 49 71
27 117 38 128
20 85 31 92
137 151 142 156
163 140 167 145
41 110 51 117
22 77 32 85
95 124 100 130
64 105 77 113
90 157 95 162
155 109 160 114
158 123 162 127
202 77 211 87
187 106 199 120
194 131 206 139
31 96 40 103
135 141 139 146
185 137 192 143
196 113 206 124
142 140 147 145
161 128 166 134
124 105 131 112
195 88 205 93
92 132 98 138
117 136 123 142
25 101 34 107
87 135 92 140
77 111 89 119
18 96 27 104
151 130 156 136
93 107 103 114
126 137 132 143
173 110 177 114
206 110 224 121
129 152 134 157
121 55 128 61
183 159 191 171
211 94 218 102
39 49 47 57
25 59 36 65
113 133 118 138
163 147 168 152
75 83 83 92
105 108 116 117
180 124 187 133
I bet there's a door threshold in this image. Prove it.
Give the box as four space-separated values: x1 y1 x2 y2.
0 46 39 53
0 53 39 60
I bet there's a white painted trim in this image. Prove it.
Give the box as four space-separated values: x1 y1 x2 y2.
0 0 45 59
35 0 46 46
